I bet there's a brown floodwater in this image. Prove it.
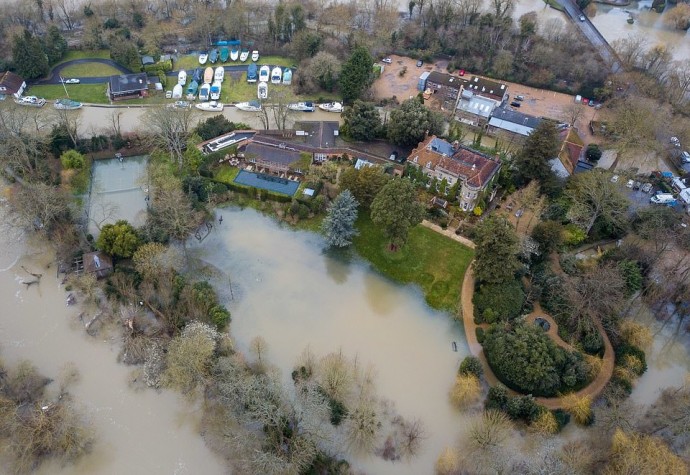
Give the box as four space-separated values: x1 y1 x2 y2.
191 207 469 474
0 196 228 475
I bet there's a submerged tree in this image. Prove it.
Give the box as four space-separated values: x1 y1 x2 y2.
322 190 359 248
370 178 424 251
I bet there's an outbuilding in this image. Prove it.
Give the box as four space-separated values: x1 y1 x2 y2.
107 73 149 101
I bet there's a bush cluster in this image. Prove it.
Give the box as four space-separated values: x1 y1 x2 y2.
473 280 526 324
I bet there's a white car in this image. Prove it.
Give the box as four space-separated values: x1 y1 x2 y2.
64 78 80 84
579 14 586 21
626 179 634 188
382 57 392 64
611 175 619 183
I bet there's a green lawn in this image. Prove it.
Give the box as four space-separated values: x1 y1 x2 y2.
353 214 474 312
27 84 108 103
60 62 122 78
55 49 111 66
214 164 240 183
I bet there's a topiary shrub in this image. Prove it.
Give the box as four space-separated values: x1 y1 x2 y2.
459 356 483 378
473 280 526 323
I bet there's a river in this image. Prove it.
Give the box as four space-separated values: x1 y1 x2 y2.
0 195 228 475
191 207 469 474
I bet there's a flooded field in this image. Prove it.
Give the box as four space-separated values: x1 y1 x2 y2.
591 1 690 62
0 199 227 475
191 207 469 474
88 155 149 236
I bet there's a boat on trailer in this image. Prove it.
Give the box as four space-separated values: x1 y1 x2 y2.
258 81 268 99
287 102 315 112
199 83 211 101
196 101 224 112
247 63 258 83
220 47 229 62
172 84 183 99
54 98 82 110
209 49 218 63
178 70 187 86
240 49 249 62
235 100 262 112
230 46 239 61
259 65 270 83
214 66 225 82
251 50 259 62
210 80 221 100
270 66 282 84
319 102 344 113
203 67 214 84
199 52 208 64
186 80 199 99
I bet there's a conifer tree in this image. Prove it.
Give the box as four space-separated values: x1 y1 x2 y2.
322 190 359 247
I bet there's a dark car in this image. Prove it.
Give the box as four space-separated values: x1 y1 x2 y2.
416 60 423 67
510 101 521 108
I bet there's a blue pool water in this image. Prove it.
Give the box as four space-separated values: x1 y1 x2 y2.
234 170 299 196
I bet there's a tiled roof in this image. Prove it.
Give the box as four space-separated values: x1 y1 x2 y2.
465 76 508 101
426 71 466 90
408 135 501 188
0 71 25 94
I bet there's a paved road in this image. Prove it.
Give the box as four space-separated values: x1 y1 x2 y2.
555 0 622 74
35 58 132 85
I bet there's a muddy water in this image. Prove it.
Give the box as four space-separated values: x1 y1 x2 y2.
591 2 690 62
0 199 227 475
191 207 469 474
629 309 690 407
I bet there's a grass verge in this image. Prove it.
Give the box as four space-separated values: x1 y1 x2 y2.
60 62 122 78
27 84 108 103
353 214 474 311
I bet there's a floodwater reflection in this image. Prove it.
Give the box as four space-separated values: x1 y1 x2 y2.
192 207 468 474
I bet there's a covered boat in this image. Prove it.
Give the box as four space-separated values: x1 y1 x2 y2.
172 84 183 99
199 83 211 101
251 51 259 62
210 80 222 100
199 52 208 64
230 46 239 61
287 102 315 112
178 70 187 86
240 49 249 62
196 101 224 112
214 66 225 82
54 98 82 110
247 63 258 83
209 49 218 63
282 69 292 85
258 81 268 100
203 67 214 84
318 102 343 113
192 68 202 83
235 100 262 112
259 65 270 83
186 80 199 99
270 67 282 84
220 47 229 62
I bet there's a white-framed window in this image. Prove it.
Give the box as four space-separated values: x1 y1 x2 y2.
462 202 468 211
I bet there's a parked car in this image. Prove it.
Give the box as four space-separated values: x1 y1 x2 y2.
382 57 392 64
416 59 423 67
611 175 619 183
515 209 524 218
165 90 172 99
389 151 399 161
633 181 641 190
671 136 680 146
64 78 80 84
458 69 465 76
588 100 596 107
681 151 690 164
641 182 653 193
515 95 525 101
579 14 586 21
510 101 521 108
626 179 634 188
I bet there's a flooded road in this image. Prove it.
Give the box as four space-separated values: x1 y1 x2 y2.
191 207 469 474
78 106 342 136
0 199 227 475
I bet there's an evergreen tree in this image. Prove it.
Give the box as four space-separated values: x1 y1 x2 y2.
322 190 359 247
339 46 374 104
473 216 520 284
43 26 68 64
109 40 140 72
513 121 560 189
339 165 389 208
371 178 424 251
341 100 382 141
12 30 49 80
387 98 444 147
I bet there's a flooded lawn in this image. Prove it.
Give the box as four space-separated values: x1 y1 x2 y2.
88 155 149 236
0 200 227 475
192 207 469 474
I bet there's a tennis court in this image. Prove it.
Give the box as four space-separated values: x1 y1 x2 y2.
234 170 299 196
88 155 149 236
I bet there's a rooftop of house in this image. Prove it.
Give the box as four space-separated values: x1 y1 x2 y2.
408 135 501 188
456 93 498 118
244 142 302 167
293 121 340 149
488 108 543 136
83 251 113 279
426 71 467 89
558 127 585 173
464 76 508 101
108 73 149 94
0 71 25 94
141 55 155 65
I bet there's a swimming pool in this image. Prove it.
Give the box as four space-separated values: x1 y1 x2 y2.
234 170 299 196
